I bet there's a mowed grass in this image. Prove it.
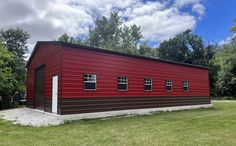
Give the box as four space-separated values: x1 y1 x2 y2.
0 102 236 146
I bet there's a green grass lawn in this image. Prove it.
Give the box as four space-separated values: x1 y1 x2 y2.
0 102 236 146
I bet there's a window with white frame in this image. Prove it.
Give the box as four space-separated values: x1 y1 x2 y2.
84 74 96 90
118 76 128 91
166 80 172 91
144 78 152 91
183 81 189 91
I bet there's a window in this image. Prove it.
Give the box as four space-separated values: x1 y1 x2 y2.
183 81 189 92
84 74 96 90
118 76 128 91
144 78 152 91
166 80 172 91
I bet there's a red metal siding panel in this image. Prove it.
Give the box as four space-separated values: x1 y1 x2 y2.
62 46 210 98
26 44 62 111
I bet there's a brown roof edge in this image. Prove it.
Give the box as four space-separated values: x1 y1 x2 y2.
27 41 209 70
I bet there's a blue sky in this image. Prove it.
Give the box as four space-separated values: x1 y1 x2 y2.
195 0 235 44
0 0 235 57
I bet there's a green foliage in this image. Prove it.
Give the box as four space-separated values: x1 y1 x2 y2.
230 19 236 32
0 28 30 58
0 28 29 94
213 44 236 97
158 30 211 66
204 44 218 96
138 42 158 58
88 12 142 55
0 38 17 97
230 19 236 44
58 33 84 45
208 60 220 96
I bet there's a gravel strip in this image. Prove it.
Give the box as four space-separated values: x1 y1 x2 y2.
0 108 64 127
0 104 212 127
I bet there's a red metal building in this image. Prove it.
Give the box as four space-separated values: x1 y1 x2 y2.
26 41 210 115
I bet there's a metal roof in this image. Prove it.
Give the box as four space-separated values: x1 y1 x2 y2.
27 41 209 70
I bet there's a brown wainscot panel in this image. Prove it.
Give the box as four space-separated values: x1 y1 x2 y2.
44 98 52 113
26 98 34 108
60 96 211 115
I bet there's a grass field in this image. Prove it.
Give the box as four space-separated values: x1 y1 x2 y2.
0 102 236 146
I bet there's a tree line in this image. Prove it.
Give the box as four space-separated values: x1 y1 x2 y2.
0 12 235 108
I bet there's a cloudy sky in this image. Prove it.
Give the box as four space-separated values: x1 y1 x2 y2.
0 0 235 56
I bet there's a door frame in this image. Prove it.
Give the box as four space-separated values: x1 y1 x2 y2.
52 75 58 114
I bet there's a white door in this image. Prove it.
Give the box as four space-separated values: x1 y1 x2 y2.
52 75 58 114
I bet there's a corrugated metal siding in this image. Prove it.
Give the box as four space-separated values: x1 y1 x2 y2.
26 44 62 112
62 46 210 98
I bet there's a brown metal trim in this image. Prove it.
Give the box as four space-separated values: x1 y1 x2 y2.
44 98 52 112
59 44 63 115
61 102 210 115
60 96 211 115
27 41 209 70
26 98 34 108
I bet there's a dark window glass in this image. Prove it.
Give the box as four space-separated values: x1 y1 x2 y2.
118 84 127 90
144 78 152 91
84 83 96 90
166 85 172 91
166 80 172 91
145 85 152 91
84 74 96 90
183 81 189 91
118 76 128 91
183 86 188 91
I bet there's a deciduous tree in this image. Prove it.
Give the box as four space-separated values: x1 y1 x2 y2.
213 44 236 97
0 38 17 97
158 30 208 65
87 12 142 55
58 33 84 45
0 28 30 94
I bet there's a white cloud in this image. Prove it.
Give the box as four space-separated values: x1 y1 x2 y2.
192 3 205 18
218 36 233 46
174 0 205 18
174 0 200 8
124 5 196 41
0 0 205 54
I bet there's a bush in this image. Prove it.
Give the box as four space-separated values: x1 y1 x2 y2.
0 96 18 110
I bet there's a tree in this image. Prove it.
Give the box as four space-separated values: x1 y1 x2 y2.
230 19 236 45
58 33 83 45
158 30 208 65
0 28 30 59
209 18 236 97
0 38 17 97
204 44 217 63
0 28 30 94
213 44 236 97
87 12 142 55
138 42 158 58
